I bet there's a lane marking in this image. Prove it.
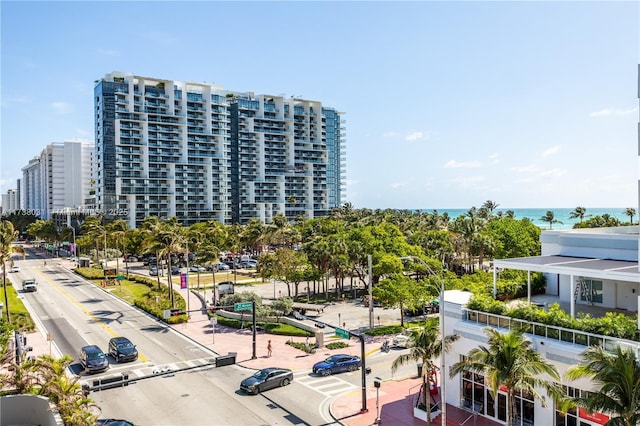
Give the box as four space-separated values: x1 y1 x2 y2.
35 269 150 362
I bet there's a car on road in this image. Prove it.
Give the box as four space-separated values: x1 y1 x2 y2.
149 267 159 276
392 327 419 348
22 279 37 292
189 265 206 272
312 354 361 376
171 265 180 275
79 345 109 373
95 420 135 426
9 266 19 273
240 367 293 395
108 336 138 363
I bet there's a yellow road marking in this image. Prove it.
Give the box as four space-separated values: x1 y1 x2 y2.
35 268 149 362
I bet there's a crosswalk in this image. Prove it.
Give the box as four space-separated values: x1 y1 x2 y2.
292 369 359 397
79 356 217 387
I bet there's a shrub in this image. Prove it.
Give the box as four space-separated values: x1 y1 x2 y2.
286 340 315 354
326 341 349 350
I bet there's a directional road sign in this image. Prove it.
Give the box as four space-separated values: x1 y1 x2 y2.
336 327 350 339
234 302 252 311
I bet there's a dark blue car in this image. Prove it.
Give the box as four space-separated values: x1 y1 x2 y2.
312 354 361 376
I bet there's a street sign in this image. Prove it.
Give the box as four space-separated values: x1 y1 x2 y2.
163 309 171 319
234 302 252 311
336 327 350 339
116 275 125 281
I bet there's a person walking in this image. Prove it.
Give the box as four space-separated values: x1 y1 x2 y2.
267 340 272 357
305 336 310 354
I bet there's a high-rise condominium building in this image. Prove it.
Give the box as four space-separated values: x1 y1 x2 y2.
21 140 94 219
94 72 346 228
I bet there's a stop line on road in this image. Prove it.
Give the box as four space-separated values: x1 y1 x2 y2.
292 369 358 396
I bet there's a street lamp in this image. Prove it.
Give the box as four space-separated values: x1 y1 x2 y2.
70 226 77 265
401 256 447 426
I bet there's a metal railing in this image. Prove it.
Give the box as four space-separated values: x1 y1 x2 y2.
463 309 640 357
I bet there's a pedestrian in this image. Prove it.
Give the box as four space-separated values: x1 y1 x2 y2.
305 336 310 353
267 340 272 357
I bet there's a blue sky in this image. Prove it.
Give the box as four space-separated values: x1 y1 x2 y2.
1 1 639 210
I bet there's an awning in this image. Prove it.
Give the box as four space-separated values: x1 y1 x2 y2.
494 255 640 282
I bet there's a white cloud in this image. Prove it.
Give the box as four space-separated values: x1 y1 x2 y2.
511 164 539 173
444 160 481 168
538 168 567 178
541 146 560 158
488 153 500 165
450 175 488 190
590 106 638 117
52 102 73 115
382 130 438 142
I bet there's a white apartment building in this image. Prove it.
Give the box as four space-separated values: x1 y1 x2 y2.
22 157 44 215
20 140 94 219
1 188 19 214
94 72 346 228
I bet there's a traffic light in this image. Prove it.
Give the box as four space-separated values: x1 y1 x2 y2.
170 309 184 317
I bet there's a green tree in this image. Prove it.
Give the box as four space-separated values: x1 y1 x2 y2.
624 207 636 224
569 206 589 223
450 328 563 426
0 220 25 322
373 274 414 328
391 317 458 425
566 345 640 426
539 211 562 230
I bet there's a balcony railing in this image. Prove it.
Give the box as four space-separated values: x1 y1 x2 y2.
463 309 640 357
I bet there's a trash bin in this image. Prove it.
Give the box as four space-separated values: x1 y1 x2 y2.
417 363 423 377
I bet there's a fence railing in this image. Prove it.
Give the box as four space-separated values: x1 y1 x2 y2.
463 309 640 357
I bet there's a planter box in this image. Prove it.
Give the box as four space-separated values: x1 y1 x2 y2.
413 406 441 422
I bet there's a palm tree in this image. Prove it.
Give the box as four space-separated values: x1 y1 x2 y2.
0 220 25 322
566 345 640 426
391 317 459 426
624 207 636 224
569 206 590 223
450 328 563 426
540 211 562 229
106 219 129 276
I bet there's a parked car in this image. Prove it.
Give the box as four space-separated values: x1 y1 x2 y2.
312 354 361 376
240 260 258 269
22 279 37 292
171 266 180 275
79 345 109 373
189 265 206 272
240 367 293 395
108 336 138 363
149 267 159 276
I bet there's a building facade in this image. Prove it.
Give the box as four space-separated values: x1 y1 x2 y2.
94 72 346 228
19 140 94 219
0 188 19 214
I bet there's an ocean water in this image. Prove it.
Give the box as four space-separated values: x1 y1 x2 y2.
418 207 634 230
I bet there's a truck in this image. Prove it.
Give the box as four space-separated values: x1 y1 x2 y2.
22 279 37 292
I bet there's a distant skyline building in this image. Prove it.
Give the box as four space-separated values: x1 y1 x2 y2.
1 188 19 214
18 139 94 219
94 71 346 228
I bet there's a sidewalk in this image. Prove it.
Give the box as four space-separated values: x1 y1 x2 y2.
23 259 501 426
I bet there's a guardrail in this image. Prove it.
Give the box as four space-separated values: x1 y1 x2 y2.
463 309 640 357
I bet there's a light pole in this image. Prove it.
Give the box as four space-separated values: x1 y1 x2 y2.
70 226 77 265
401 256 447 426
